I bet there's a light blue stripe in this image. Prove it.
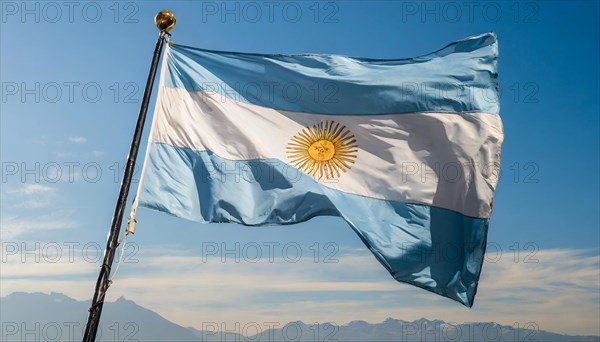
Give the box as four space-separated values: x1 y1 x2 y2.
139 143 489 307
164 33 498 115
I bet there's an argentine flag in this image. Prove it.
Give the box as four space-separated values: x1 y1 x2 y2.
134 33 503 306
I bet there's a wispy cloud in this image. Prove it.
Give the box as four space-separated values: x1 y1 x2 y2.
92 150 104 157
32 136 47 145
0 211 78 240
56 151 75 158
1 247 598 335
68 136 87 144
12 199 54 209
8 184 54 196
4 184 55 208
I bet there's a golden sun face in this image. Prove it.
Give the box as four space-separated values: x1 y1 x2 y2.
286 121 358 180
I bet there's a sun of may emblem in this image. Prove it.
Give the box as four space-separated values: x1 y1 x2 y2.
286 121 358 180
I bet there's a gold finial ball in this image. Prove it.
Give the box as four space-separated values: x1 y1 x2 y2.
155 10 176 33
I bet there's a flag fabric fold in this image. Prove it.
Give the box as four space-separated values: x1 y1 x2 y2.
136 33 503 306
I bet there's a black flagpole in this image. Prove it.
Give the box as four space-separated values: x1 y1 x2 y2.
82 10 176 342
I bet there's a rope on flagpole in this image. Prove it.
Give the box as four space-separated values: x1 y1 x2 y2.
108 229 128 281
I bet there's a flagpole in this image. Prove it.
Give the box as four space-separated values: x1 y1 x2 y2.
82 10 175 342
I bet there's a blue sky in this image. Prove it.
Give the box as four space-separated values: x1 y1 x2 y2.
1 0 599 336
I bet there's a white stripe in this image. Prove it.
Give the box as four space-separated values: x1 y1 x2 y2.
152 87 503 218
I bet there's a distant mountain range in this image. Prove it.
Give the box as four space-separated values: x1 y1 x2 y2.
1 292 598 341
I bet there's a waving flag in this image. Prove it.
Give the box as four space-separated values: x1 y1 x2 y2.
132 33 503 306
